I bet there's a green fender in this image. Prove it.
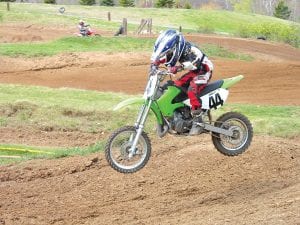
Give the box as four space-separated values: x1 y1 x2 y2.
113 97 164 125
222 75 244 89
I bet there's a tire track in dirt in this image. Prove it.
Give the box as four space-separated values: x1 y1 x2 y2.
0 135 299 224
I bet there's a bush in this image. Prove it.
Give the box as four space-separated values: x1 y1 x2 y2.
80 0 95 5
101 0 114 6
44 0 56 3
155 0 174 8
183 2 191 9
237 22 300 47
119 0 134 7
274 0 291 20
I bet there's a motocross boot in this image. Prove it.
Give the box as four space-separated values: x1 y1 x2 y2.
189 109 204 136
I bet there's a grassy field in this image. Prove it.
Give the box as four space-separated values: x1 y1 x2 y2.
0 84 299 164
0 2 299 46
0 36 253 60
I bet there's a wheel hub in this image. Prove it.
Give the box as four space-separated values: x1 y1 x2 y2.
228 126 243 145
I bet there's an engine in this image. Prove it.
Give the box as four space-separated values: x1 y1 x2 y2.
170 108 192 134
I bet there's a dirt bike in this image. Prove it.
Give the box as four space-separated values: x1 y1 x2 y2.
76 25 101 37
105 67 253 173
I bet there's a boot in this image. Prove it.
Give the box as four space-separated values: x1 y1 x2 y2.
189 109 204 136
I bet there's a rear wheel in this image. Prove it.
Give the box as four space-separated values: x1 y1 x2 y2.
105 126 151 173
212 112 253 156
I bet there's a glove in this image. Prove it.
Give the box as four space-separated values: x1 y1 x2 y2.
194 73 210 84
149 63 158 76
168 66 182 74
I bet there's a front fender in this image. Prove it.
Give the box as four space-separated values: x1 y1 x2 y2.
113 98 164 125
113 97 144 111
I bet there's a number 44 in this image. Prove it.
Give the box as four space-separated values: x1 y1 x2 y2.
209 93 224 109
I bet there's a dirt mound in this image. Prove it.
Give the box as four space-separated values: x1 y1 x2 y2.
0 135 299 224
0 23 73 43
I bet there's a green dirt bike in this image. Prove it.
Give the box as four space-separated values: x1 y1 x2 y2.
105 68 253 173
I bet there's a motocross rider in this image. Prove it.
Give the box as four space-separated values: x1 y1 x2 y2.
78 19 92 36
151 29 214 135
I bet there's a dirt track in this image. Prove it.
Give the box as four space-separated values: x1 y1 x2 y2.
0 24 300 225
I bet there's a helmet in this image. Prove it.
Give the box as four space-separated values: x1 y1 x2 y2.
151 29 185 67
79 19 84 26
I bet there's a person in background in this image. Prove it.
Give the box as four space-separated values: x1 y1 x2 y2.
78 19 92 36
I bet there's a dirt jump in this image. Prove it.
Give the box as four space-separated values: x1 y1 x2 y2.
0 24 299 224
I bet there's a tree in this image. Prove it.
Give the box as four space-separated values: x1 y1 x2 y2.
80 0 95 5
119 0 134 7
155 0 174 8
274 0 291 20
101 0 114 6
44 0 56 3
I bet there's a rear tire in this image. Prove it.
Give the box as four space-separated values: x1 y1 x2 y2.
105 126 151 173
212 112 253 156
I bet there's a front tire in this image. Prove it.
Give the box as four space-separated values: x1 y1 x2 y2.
212 112 253 156
105 126 151 173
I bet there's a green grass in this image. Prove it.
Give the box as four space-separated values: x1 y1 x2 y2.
0 2 299 46
0 142 105 165
0 84 139 133
213 104 300 138
1 83 299 137
0 36 154 56
0 36 253 60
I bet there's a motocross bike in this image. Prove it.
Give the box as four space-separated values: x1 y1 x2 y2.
76 25 101 37
105 67 253 173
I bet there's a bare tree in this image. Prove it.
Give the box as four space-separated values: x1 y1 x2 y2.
260 0 277 15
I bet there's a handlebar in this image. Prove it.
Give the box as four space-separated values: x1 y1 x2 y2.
149 65 174 78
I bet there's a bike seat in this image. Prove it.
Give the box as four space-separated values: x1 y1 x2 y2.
197 80 224 97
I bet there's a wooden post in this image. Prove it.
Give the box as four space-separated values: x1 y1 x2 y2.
147 18 152 35
122 18 127 35
179 26 182 32
107 12 111 21
7 2 10 11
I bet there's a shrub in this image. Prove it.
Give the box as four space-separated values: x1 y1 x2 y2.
79 0 95 5
183 2 192 9
101 0 114 6
119 0 134 7
274 0 291 20
44 0 56 3
237 22 300 47
155 0 174 8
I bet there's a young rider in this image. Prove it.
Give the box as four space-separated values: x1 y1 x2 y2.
151 29 214 135
78 19 92 36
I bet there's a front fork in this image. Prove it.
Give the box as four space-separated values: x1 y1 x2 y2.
128 99 152 158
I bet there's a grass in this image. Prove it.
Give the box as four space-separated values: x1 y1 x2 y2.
0 84 138 133
0 36 253 60
1 83 299 138
0 2 299 46
0 142 105 165
0 83 299 165
213 104 300 138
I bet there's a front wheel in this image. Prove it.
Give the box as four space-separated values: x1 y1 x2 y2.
212 112 253 156
105 126 151 173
